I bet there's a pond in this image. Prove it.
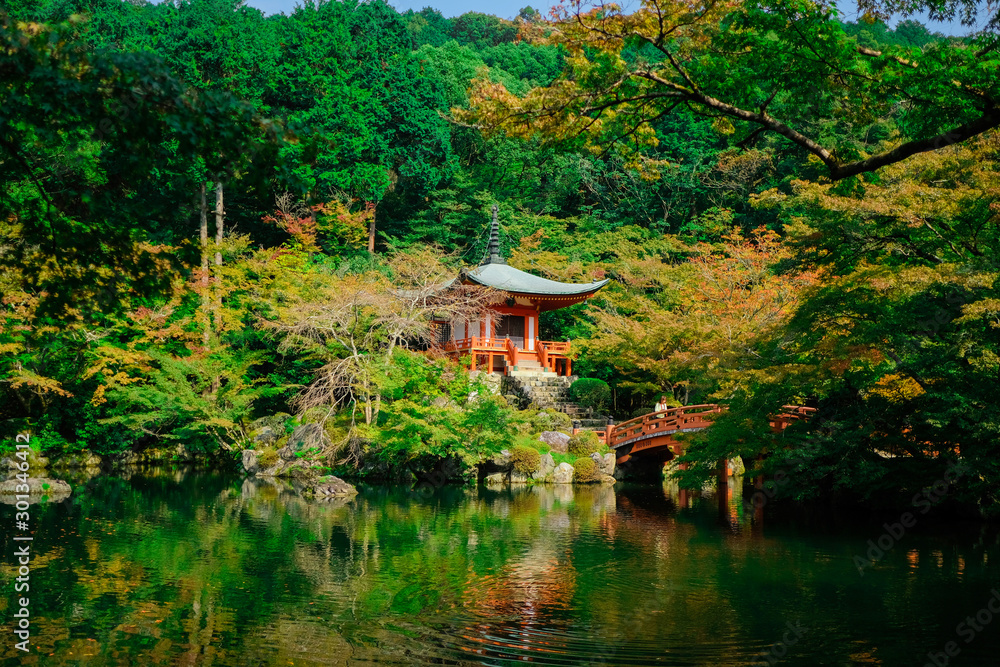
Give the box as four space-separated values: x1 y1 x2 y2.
1 470 997 665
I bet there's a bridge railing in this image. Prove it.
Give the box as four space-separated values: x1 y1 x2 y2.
770 405 818 430
609 404 725 449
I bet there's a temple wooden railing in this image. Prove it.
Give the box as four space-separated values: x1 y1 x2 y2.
438 337 573 376
505 337 518 368
538 340 570 375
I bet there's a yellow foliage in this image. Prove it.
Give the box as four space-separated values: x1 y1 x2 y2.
865 373 925 404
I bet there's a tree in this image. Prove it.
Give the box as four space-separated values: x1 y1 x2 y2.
268 0 456 251
462 0 1000 181
0 16 281 320
582 227 815 406
679 135 1000 511
264 248 500 428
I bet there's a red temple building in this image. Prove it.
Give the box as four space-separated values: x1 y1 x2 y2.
435 205 608 376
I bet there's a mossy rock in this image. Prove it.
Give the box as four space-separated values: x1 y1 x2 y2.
249 413 292 433
510 445 541 476
257 447 279 470
572 457 600 483
567 431 601 458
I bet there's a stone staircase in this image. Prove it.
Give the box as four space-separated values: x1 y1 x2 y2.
502 361 589 416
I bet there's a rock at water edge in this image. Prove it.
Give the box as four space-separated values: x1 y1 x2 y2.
553 462 574 484
484 472 508 486
510 472 530 485
241 450 260 475
534 453 555 479
0 477 71 504
311 475 358 497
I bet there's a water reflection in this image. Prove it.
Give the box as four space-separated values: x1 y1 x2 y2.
0 471 997 666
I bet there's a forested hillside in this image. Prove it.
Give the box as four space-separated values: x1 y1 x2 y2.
2 0 998 512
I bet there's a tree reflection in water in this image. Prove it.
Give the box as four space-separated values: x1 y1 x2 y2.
1 469 997 665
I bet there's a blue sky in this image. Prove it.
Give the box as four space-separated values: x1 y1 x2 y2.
243 0 532 18
241 0 973 35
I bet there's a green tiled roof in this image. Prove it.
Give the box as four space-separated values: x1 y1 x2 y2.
464 263 609 296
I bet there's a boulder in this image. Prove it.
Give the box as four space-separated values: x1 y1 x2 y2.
598 474 617 485
114 451 140 466
51 451 102 469
509 472 530 485
310 475 358 498
553 462 574 484
241 450 260 475
253 426 280 446
1 451 49 477
591 452 616 476
538 431 570 453
484 472 508 486
249 413 291 433
534 453 555 480
259 462 285 477
0 477 71 504
287 423 331 454
490 449 512 471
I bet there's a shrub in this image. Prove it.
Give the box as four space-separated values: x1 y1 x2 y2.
257 447 278 469
569 378 611 413
510 444 541 475
567 430 600 457
530 408 572 433
573 457 600 482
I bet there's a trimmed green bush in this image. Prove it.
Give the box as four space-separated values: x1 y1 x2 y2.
511 444 542 475
530 408 573 433
567 430 600 457
573 457 600 482
569 378 611 413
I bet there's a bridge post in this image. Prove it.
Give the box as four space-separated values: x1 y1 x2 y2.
605 418 614 445
717 458 729 518
572 420 580 436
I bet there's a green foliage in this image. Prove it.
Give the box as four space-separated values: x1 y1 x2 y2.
567 431 600 458
4 0 997 513
101 347 270 450
375 394 514 477
572 456 599 483
529 408 573 434
510 444 541 475
569 378 611 413
0 16 281 319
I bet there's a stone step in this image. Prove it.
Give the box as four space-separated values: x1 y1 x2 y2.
509 371 558 379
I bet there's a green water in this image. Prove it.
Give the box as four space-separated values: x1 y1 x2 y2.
2 470 998 666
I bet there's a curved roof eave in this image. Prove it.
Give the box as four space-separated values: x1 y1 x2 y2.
464 263 610 297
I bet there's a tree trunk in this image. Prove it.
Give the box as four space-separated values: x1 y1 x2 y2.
200 181 210 346
367 205 376 253
214 181 223 267
212 181 224 394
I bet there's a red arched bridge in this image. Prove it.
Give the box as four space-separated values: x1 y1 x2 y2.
581 404 817 465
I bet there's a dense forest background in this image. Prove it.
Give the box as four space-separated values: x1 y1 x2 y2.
2 0 998 512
